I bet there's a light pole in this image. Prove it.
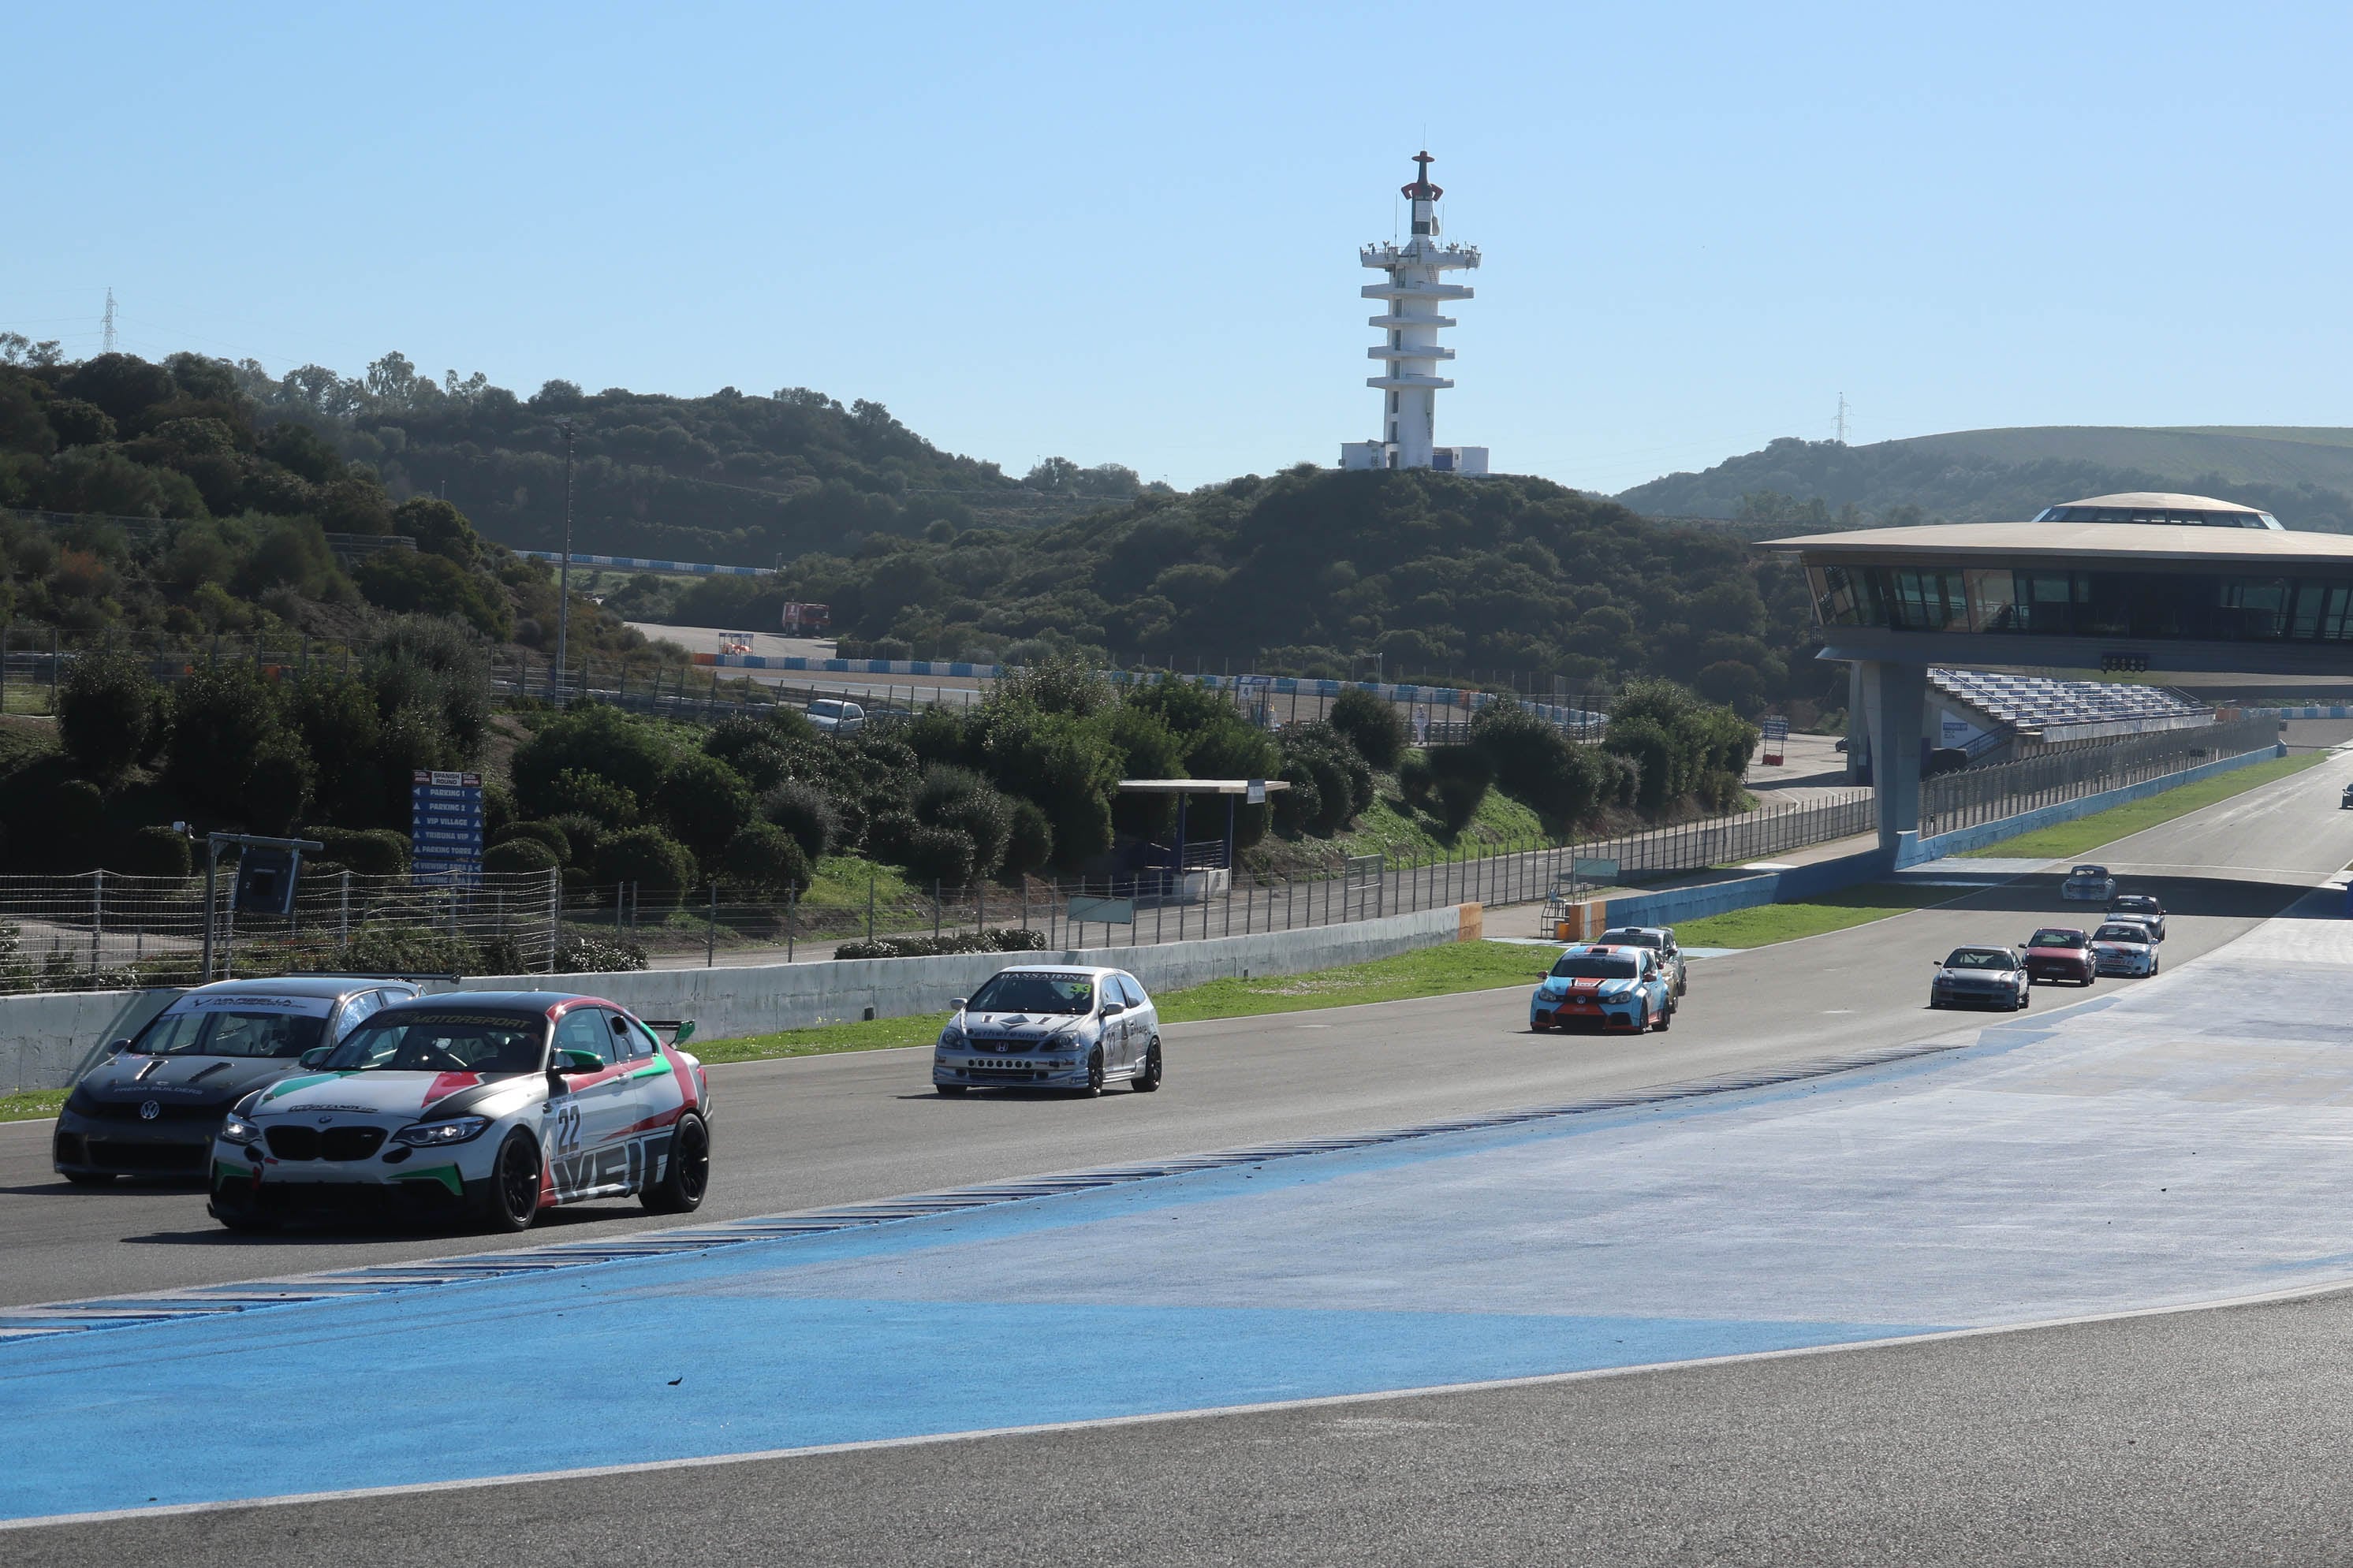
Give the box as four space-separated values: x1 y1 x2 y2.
553 419 576 702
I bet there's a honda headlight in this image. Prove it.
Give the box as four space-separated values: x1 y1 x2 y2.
218 1112 263 1146
938 1024 967 1050
393 1115 490 1148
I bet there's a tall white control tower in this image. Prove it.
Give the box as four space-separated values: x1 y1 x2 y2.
1341 152 1486 475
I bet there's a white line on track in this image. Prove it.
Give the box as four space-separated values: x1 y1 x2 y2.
11 1272 2353 1534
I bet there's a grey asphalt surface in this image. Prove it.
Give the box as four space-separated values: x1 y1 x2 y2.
5 741 2349 1310
9 741 2353 1562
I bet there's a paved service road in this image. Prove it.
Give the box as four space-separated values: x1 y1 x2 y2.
5 748 2349 1309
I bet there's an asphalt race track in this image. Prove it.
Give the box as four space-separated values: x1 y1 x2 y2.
8 747 2353 1563
6 746 2347 1308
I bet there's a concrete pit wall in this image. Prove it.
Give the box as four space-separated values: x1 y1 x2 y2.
2 904 1475 1094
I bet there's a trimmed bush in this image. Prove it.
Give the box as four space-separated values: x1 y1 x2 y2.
512 704 672 818
495 820 572 865
58 650 166 783
554 934 649 974
652 751 753 862
760 779 840 863
50 778 106 856
915 765 1011 876
545 813 606 867
1329 687 1407 770
597 826 697 892
341 925 481 976
722 821 812 896
543 768 639 828
302 826 410 877
1425 745 1493 831
1273 759 1321 833
117 824 192 878
901 824 978 889
1002 799 1054 879
1397 750 1434 810
483 838 558 875
834 928 1047 959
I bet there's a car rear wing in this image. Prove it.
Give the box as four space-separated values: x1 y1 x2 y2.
640 1019 699 1048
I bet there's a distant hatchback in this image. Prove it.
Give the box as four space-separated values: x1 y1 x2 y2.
2105 894 2166 941
807 698 864 733
1929 946 2029 1011
2090 922 2161 978
2061 865 2118 902
54 976 418 1185
1529 944 1675 1034
1595 926 1687 998
933 966 1162 1095
2023 927 2096 986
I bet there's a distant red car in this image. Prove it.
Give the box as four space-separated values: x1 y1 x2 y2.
2023 926 2095 986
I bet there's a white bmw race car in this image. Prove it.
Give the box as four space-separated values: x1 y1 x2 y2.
207 991 710 1233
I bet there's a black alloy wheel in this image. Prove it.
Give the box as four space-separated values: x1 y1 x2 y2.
1132 1040 1163 1093
642 1112 710 1213
1081 1048 1105 1097
478 1131 542 1234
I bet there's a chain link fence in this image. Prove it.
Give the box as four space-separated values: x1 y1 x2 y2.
0 870 561 996
1921 717 2280 837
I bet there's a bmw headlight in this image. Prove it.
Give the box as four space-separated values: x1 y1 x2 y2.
219 1113 263 1146
393 1115 490 1148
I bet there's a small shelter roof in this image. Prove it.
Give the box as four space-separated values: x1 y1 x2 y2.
1114 778 1291 794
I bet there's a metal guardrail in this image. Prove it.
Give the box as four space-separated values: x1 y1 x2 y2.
1921 717 2280 837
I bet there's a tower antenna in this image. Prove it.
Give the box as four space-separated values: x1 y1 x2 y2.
1835 392 1849 445
101 288 116 355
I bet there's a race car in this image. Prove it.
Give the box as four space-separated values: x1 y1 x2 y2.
933 966 1162 1095
2090 922 2161 978
2061 864 2118 902
1529 944 1675 1034
2105 894 2166 941
207 991 710 1233
1596 926 1687 997
2023 927 2097 986
1928 946 2030 1011
54 976 418 1185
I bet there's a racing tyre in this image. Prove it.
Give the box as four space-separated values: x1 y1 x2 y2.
1132 1039 1163 1093
935 1083 968 1096
476 1131 543 1234
1080 1048 1105 1097
63 1170 117 1187
642 1113 710 1214
2150 956 2159 976
1654 1000 1672 1032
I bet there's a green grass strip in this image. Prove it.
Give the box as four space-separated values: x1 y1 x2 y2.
0 1088 68 1124
1671 884 1954 949
1960 750 2326 860
688 940 1553 1066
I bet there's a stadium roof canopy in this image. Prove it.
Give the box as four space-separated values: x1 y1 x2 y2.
1768 522 2353 566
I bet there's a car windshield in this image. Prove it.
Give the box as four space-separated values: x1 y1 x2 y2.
1551 955 1640 979
1602 931 1662 948
2112 898 2157 912
2071 866 2108 878
2095 926 2147 943
965 973 1097 1015
1944 949 2016 970
133 1008 326 1059
811 701 844 717
321 1012 546 1074
2029 929 2088 948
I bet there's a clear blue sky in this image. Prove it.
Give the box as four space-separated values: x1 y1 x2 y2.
10 1 2352 493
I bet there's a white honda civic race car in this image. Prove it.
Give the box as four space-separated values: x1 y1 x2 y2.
931 965 1162 1095
207 991 710 1233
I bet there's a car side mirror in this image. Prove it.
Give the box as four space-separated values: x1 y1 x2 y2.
554 1048 603 1074
298 1046 334 1068
949 998 968 1010
106 1037 133 1056
1102 1002 1126 1018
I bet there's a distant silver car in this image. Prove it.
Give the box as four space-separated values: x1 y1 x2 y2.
933 966 1162 1096
1929 946 2030 1011
1597 926 1686 998
54 976 419 1184
2090 922 2160 978
2060 864 2118 902
807 698 864 734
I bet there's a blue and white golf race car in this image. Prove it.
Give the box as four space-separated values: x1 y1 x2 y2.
1528 944 1676 1034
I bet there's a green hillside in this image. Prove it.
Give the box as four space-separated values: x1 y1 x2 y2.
1617 426 2353 534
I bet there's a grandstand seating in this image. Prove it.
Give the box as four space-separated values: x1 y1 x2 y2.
1930 668 2212 736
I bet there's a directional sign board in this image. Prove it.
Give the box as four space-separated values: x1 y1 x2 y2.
1761 714 1790 765
411 769 484 885
1065 895 1135 926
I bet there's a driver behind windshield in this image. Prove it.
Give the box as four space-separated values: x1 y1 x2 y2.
2028 929 2088 948
323 1013 546 1075
1943 949 2017 970
964 974 1097 1015
1550 955 1640 979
